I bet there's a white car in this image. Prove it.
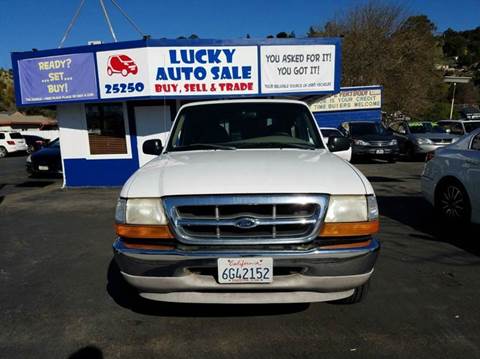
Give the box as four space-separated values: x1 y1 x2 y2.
320 127 352 161
113 100 380 304
0 132 28 158
421 128 480 224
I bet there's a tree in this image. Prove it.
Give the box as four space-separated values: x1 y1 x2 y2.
308 1 445 118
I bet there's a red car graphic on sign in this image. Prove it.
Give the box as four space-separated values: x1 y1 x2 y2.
107 55 138 76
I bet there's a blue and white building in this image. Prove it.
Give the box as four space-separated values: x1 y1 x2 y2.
11 37 380 187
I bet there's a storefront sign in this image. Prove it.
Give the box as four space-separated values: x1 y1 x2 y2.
96 48 150 99
12 39 341 105
261 45 336 94
310 88 382 112
96 46 258 99
149 46 258 96
17 53 98 104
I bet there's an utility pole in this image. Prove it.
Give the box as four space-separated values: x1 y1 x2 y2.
449 82 456 120
443 76 471 120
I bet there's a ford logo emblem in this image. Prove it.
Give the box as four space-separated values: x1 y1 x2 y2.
234 217 258 229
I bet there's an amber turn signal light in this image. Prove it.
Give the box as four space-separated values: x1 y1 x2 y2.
115 224 174 239
319 220 379 237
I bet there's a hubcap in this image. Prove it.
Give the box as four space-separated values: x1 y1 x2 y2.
440 185 465 218
0 148 6 157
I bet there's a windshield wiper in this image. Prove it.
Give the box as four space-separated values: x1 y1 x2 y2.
235 142 318 150
171 143 237 152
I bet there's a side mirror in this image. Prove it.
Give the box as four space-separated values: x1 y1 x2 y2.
328 136 351 152
142 139 163 155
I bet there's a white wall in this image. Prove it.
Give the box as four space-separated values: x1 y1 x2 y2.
57 104 90 159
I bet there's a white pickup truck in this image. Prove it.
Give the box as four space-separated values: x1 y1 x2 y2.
113 99 380 304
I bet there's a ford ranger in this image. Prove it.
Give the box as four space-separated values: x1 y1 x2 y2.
113 99 380 304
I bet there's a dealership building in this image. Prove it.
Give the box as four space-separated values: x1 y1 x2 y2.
12 38 381 187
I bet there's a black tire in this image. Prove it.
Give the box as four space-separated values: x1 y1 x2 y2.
388 156 396 163
334 281 369 304
0 146 7 158
435 179 471 223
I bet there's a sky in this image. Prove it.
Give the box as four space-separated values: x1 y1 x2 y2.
0 0 479 68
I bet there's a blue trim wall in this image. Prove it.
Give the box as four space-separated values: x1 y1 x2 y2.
314 109 382 128
64 158 138 186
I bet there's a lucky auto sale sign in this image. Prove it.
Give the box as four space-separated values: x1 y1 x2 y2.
96 46 258 99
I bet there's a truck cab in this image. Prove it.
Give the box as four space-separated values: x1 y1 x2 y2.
113 99 380 304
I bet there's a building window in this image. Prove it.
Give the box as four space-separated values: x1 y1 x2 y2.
85 103 128 155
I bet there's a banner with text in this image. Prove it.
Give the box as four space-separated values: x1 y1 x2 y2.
17 53 98 104
310 88 382 112
13 39 341 105
260 45 336 94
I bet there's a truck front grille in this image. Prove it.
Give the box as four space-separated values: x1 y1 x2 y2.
163 195 329 245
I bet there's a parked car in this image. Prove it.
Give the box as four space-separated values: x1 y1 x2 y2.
113 99 380 305
341 121 399 162
26 138 62 176
389 121 459 160
320 127 352 161
107 54 138 76
421 128 480 224
437 119 480 136
0 131 28 157
22 134 49 153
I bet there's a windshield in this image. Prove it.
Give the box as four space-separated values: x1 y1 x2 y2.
167 102 324 151
349 122 387 136
9 132 23 139
464 122 480 133
119 55 133 62
409 122 446 134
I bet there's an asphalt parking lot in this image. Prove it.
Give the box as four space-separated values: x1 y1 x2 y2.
1 155 479 358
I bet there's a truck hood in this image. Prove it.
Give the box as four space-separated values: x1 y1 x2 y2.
121 149 371 197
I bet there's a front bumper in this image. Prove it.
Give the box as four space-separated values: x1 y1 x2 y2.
415 143 448 154
26 162 62 175
352 145 399 158
113 238 380 303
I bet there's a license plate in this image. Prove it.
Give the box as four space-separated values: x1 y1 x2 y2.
218 257 273 284
376 149 384 154
38 165 49 171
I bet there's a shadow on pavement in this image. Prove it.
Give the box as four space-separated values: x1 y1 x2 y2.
68 346 103 359
16 180 55 188
367 176 404 183
106 260 309 316
377 195 480 257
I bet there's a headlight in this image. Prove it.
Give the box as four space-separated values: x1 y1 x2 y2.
389 139 398 146
416 137 433 145
26 155 32 163
353 139 369 146
320 195 379 237
325 195 378 222
115 198 168 225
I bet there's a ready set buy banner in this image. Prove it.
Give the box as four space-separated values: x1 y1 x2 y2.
12 39 341 105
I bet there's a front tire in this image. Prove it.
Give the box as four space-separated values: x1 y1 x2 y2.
435 180 471 223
